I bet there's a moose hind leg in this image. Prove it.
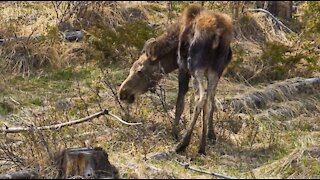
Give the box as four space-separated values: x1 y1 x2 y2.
207 70 220 142
176 70 206 153
172 69 190 140
198 70 220 154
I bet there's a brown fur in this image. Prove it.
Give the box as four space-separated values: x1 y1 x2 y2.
177 5 204 71
193 11 233 45
144 22 180 61
177 5 233 73
179 4 204 38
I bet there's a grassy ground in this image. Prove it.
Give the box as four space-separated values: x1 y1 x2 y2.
0 1 319 179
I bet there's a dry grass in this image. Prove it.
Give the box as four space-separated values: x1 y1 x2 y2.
0 1 319 179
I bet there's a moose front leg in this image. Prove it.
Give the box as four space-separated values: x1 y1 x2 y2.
176 70 206 153
172 69 190 140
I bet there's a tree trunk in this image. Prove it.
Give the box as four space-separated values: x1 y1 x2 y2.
232 1 240 20
167 1 173 24
266 1 292 21
288 1 293 20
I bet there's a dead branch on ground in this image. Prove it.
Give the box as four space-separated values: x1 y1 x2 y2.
1 109 142 133
175 160 235 179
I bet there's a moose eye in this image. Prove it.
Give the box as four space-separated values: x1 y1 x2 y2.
137 70 143 76
149 60 157 65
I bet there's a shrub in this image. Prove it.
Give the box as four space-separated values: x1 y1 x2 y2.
86 20 156 66
226 40 319 84
301 2 320 35
260 41 319 80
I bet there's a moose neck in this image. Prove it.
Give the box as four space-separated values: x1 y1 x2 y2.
159 47 179 74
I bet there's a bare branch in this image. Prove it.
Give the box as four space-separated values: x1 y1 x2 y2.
1 109 142 133
175 160 235 179
245 8 294 33
108 111 142 126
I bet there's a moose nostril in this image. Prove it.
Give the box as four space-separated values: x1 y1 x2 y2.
128 94 135 103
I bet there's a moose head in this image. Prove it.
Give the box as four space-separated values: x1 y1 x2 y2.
118 23 179 103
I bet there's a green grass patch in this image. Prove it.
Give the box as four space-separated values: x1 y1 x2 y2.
0 102 13 115
29 98 43 106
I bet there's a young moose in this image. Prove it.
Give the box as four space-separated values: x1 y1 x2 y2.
118 5 233 154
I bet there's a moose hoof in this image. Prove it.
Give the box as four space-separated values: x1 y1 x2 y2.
207 132 216 143
198 148 206 155
172 132 179 141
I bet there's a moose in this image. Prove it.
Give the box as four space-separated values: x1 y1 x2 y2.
118 4 233 154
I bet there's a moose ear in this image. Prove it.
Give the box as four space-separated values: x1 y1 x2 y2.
143 38 158 61
147 44 158 61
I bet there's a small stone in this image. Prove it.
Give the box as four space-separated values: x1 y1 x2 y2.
148 152 171 160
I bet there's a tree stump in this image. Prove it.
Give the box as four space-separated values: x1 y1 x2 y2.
56 147 119 179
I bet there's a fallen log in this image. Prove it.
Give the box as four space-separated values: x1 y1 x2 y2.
0 31 84 46
0 169 38 179
218 77 320 112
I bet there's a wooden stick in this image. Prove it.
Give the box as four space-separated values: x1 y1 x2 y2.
109 111 142 126
175 160 235 179
245 8 294 33
1 109 142 133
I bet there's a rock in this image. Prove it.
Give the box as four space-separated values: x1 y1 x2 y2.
147 151 171 160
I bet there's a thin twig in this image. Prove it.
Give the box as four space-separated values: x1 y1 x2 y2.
1 109 142 133
76 80 90 116
175 160 235 179
100 68 128 116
